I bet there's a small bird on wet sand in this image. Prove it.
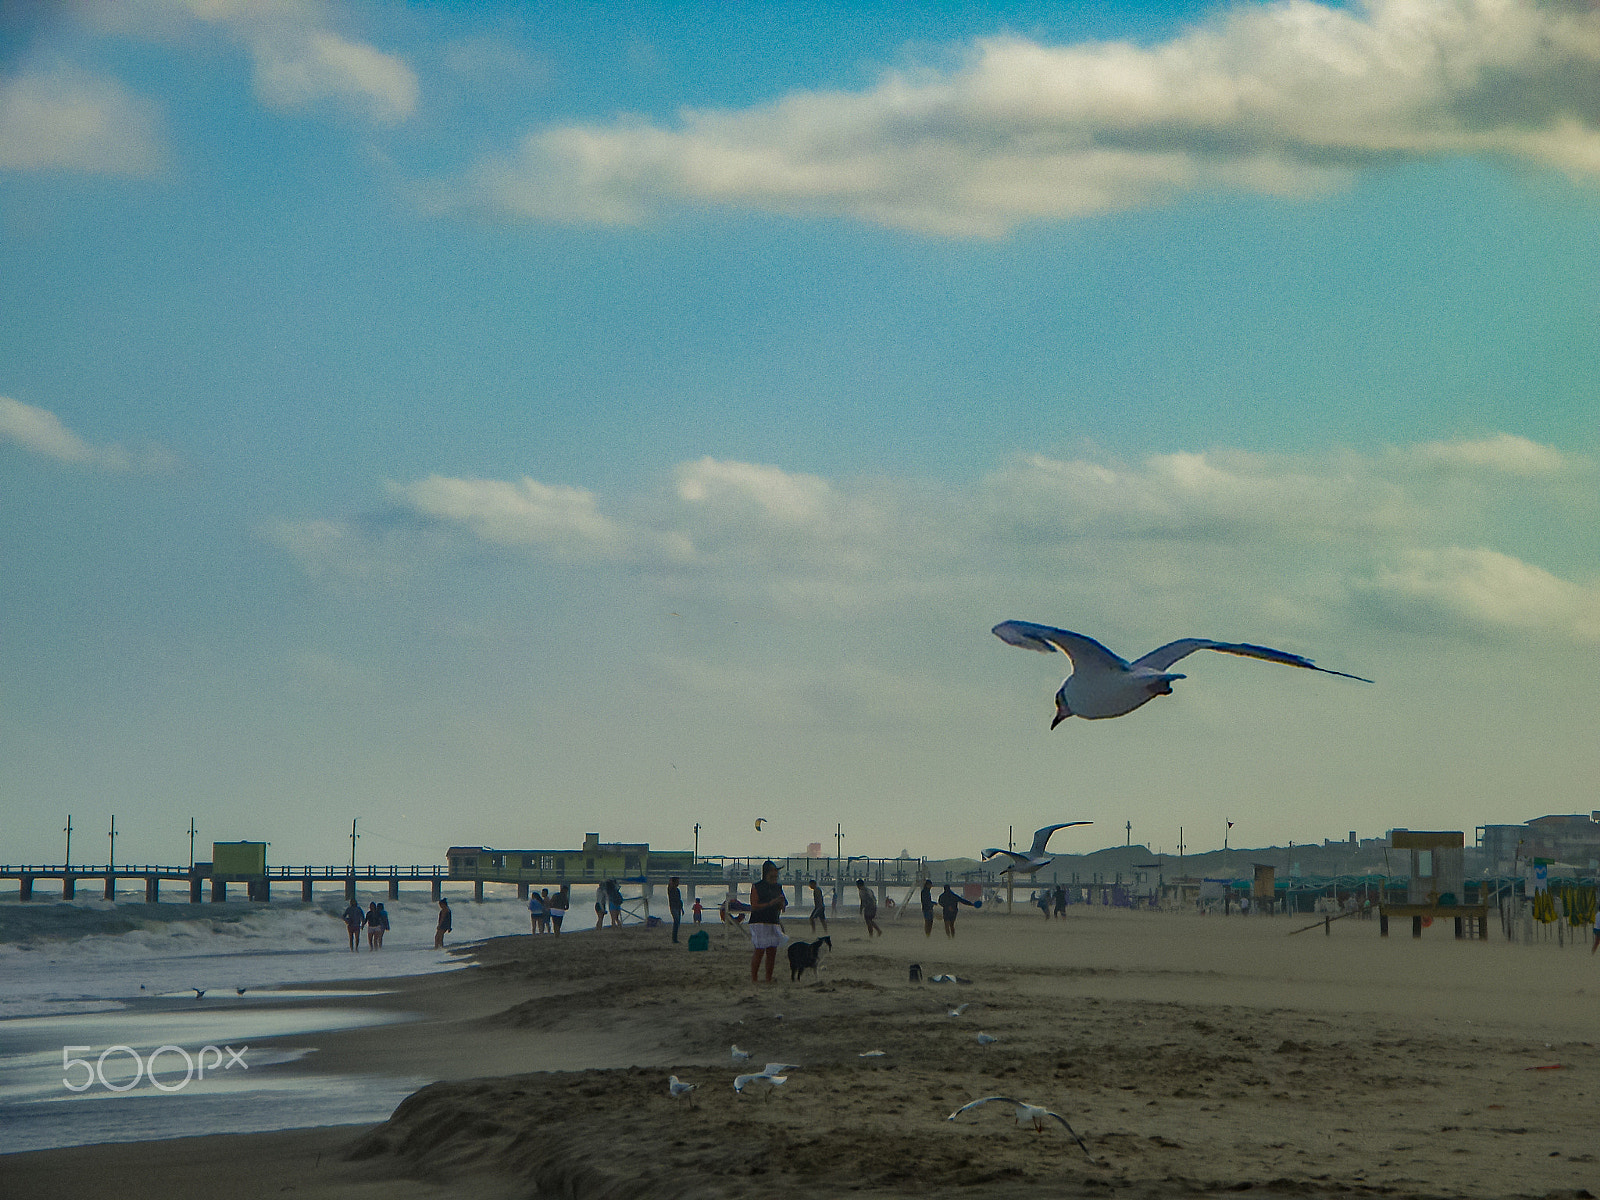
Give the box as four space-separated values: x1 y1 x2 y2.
668 1075 697 1107
993 620 1371 725
948 1095 1095 1158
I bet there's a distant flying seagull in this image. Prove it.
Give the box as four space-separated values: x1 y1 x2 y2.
947 1096 1095 1158
193 988 207 999
981 822 1092 876
948 1003 970 1017
993 621 1372 725
754 818 767 832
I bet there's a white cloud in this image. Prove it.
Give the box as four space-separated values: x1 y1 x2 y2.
459 0 1600 235
389 474 624 559
275 433 1594 643
86 0 417 126
1362 546 1600 643
1408 432 1571 476
0 396 174 470
0 68 166 176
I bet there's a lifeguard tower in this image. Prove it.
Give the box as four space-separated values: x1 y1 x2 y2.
1379 830 1487 939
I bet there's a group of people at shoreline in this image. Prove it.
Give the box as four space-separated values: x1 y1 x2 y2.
339 899 391 951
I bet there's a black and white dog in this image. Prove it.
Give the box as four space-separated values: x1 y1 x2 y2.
787 935 831 981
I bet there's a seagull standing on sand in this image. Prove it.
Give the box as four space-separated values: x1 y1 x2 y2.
731 1045 751 1062
947 1096 1095 1158
668 1076 697 1107
981 822 1091 877
992 621 1372 725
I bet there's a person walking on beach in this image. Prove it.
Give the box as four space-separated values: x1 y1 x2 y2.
595 884 608 930
668 876 685 943
375 903 389 948
808 880 828 933
434 897 451 949
748 860 787 983
855 879 882 937
1054 885 1067 916
938 884 977 937
548 883 568 935
920 879 936 937
342 900 365 951
366 902 382 949
1035 889 1051 919
606 878 624 928
692 897 703 924
528 887 546 935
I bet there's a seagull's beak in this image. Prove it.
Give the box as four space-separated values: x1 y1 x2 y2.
1051 691 1071 728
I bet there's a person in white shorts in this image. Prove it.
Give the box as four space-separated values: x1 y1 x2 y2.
748 860 788 983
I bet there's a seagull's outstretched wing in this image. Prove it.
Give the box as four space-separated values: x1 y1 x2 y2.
947 1095 1025 1120
1133 638 1372 682
980 848 1028 866
1026 822 1092 857
1039 1110 1096 1160
992 622 1128 672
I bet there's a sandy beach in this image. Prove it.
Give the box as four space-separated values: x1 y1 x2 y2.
5 905 1599 1199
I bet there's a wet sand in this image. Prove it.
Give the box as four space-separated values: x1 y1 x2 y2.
5 906 1599 1199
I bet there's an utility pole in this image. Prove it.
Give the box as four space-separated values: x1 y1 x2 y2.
350 818 359 873
1224 819 1230 851
188 819 197 870
109 815 116 871
1006 825 1014 914
64 814 73 869
1126 820 1132 846
693 822 700 865
835 823 843 861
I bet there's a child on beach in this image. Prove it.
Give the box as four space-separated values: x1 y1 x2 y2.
435 897 451 949
692 897 703 924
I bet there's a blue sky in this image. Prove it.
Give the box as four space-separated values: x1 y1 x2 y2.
3 0 1598 870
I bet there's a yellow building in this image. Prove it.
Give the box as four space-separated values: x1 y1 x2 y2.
447 833 697 883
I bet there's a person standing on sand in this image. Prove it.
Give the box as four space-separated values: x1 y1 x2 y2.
595 884 608 930
549 884 568 935
434 897 451 949
366 902 382 949
528 887 546 935
938 884 977 937
606 878 624 928
342 900 365 951
668 876 685 943
375 903 389 948
692 897 703 924
855 879 882 937
748 860 787 983
808 880 828 933
920 879 936 937
1054 885 1067 916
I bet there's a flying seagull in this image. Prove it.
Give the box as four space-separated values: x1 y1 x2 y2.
734 1069 789 1098
981 822 1092 877
754 818 767 832
947 1096 1095 1158
993 621 1372 725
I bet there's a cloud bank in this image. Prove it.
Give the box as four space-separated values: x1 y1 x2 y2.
0 396 174 471
463 0 1600 235
270 434 1596 646
0 68 166 176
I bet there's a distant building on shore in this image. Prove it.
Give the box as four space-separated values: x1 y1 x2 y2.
447 833 696 884
1477 813 1600 874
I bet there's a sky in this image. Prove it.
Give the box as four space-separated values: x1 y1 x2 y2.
2 0 1597 872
